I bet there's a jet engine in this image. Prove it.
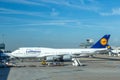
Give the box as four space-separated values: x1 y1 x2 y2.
46 55 72 62
46 55 60 61
62 55 72 61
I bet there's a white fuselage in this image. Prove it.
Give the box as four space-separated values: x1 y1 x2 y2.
11 47 107 58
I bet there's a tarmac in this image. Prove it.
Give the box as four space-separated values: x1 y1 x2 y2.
1 54 120 80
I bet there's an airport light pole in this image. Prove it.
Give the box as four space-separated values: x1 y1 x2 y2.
0 50 2 62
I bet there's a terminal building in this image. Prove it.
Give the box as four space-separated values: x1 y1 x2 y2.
80 39 94 48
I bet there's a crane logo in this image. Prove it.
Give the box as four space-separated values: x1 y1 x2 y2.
107 46 111 49
100 38 107 46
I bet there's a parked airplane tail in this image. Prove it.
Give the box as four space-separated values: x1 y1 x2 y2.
106 44 113 50
91 34 110 48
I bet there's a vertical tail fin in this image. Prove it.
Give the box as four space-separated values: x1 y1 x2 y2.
91 34 110 48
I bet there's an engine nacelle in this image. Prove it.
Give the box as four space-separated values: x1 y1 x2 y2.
46 55 72 61
63 55 72 61
46 56 60 61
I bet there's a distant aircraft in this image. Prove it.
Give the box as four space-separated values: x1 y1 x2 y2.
108 47 120 56
1 34 110 61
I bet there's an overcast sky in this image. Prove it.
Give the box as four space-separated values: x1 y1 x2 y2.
0 0 120 51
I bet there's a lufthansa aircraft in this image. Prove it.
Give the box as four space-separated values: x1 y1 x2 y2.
7 34 110 61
